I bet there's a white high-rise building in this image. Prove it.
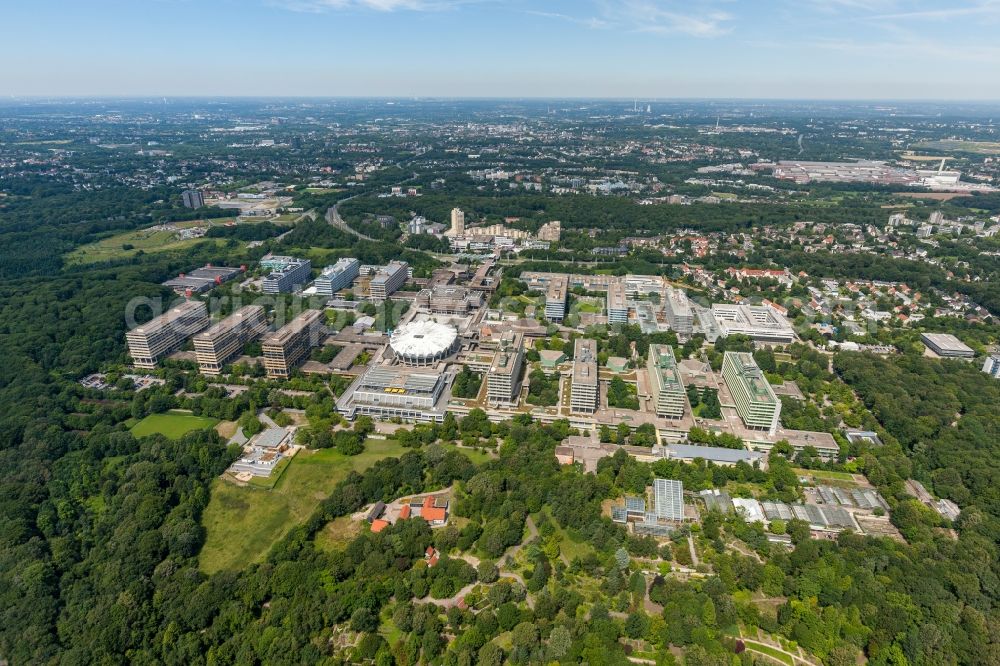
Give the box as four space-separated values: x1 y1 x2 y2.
722 351 781 435
647 344 685 419
570 338 599 414
544 275 569 322
665 288 694 339
487 331 524 405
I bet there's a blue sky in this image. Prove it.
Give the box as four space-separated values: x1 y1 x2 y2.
3 0 1000 99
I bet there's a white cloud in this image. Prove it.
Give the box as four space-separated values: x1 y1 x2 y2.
796 0 1000 22
269 0 469 12
597 0 734 37
523 10 611 30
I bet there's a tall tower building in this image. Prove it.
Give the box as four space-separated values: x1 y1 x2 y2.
450 208 465 236
570 338 599 414
721 351 781 435
182 189 205 209
261 310 324 378
486 330 524 405
647 344 685 419
126 300 209 369
193 305 267 375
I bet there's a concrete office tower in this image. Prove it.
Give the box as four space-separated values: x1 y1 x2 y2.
262 257 312 294
537 220 561 242
126 300 209 369
544 274 569 322
450 208 465 236
370 260 409 300
486 330 524 405
722 351 781 435
314 257 360 297
664 287 694 338
647 344 685 419
261 309 324 378
606 279 628 324
181 189 204 209
570 338 599 414
193 305 267 375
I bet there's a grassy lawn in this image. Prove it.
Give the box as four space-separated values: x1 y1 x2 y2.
131 411 219 440
215 420 239 439
742 641 794 665
315 515 364 552
575 300 602 314
379 615 404 647
65 223 233 264
913 139 1000 155
437 442 493 465
794 468 855 482
199 438 407 573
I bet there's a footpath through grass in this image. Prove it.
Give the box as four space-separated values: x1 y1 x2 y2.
199 439 406 573
130 411 220 440
743 640 794 665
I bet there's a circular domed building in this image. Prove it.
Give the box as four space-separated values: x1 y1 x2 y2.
389 320 460 366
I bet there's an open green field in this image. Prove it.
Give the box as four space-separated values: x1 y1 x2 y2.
315 514 363 552
913 139 1000 155
130 411 220 440
67 227 225 264
199 438 407 573
65 218 237 264
575 300 602 314
438 442 493 465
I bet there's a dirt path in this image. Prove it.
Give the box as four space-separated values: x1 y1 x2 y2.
418 519 539 612
413 571 531 609
500 515 538 563
728 539 764 563
740 627 820 666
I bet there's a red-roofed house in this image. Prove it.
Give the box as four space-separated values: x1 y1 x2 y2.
371 519 390 533
398 504 411 520
420 496 448 526
425 546 440 567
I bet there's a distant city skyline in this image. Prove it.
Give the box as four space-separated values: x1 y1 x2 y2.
5 0 1000 99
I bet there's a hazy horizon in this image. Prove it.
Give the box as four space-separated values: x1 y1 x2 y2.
5 0 1000 100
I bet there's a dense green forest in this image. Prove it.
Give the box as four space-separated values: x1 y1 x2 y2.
834 351 1000 525
335 190 890 236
